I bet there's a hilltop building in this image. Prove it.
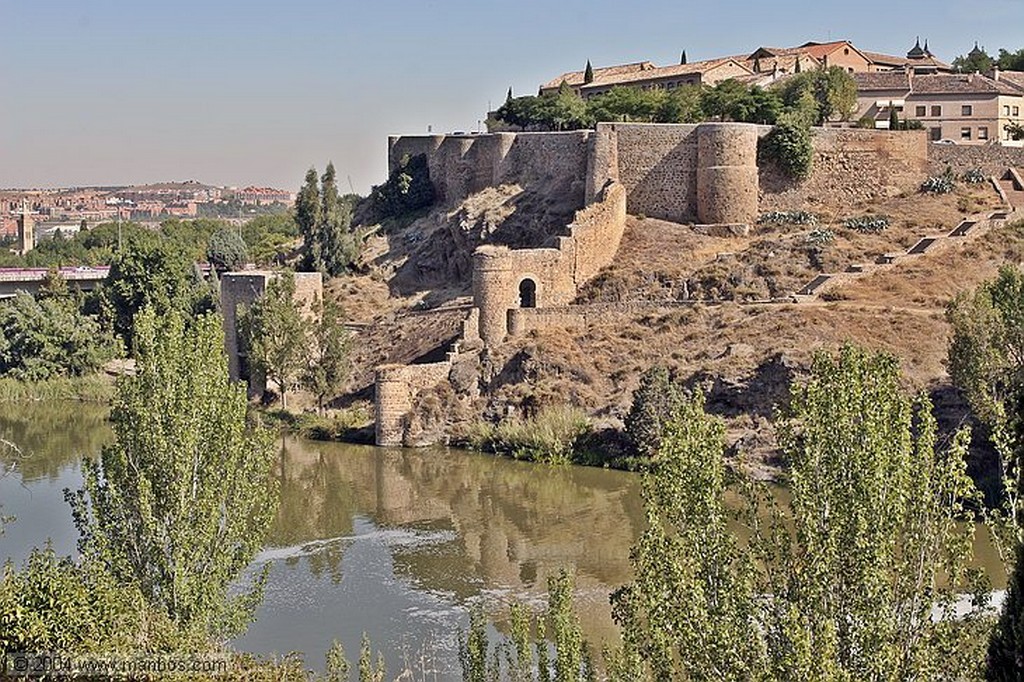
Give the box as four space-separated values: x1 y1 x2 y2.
538 39 954 98
854 70 1024 144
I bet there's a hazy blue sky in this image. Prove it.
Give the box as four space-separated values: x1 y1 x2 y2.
2 0 1021 193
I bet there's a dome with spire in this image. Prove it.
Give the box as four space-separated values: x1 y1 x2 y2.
968 41 986 57
907 37 926 59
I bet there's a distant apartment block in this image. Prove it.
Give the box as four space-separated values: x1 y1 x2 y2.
233 186 294 205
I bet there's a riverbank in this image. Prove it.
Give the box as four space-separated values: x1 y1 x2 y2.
0 374 115 403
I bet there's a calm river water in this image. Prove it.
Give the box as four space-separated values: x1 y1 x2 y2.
0 402 645 678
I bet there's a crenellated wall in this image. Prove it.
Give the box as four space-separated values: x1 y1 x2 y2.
388 131 591 207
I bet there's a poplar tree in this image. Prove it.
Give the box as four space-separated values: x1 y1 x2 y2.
66 308 278 640
301 298 351 414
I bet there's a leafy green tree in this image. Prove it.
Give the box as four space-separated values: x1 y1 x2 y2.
240 272 306 408
0 545 194 655
319 162 358 277
296 168 323 272
101 238 202 351
954 46 995 73
551 81 587 131
206 228 248 273
370 154 437 222
66 308 278 641
655 85 704 123
37 267 72 301
1006 122 1024 142
777 67 857 125
0 294 117 380
301 299 351 414
612 390 766 681
771 346 983 680
889 104 900 131
612 346 985 681
997 47 1024 71
624 366 685 460
987 540 1024 680
759 121 813 179
948 265 1024 547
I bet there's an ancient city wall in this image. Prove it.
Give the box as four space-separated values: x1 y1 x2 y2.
598 123 699 223
929 144 1024 176
388 131 590 207
375 361 452 447
760 129 929 210
471 182 627 344
220 271 322 384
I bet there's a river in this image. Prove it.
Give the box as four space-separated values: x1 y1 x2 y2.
0 402 644 679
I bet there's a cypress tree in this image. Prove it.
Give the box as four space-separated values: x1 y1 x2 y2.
295 168 322 272
319 161 351 276
680 50 687 65
506 86 513 103
888 104 900 130
584 60 594 84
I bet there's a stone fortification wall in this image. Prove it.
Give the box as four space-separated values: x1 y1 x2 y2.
760 129 929 210
471 182 627 344
375 361 452 447
929 144 1024 176
388 131 590 207
696 123 759 224
599 123 699 223
220 271 323 383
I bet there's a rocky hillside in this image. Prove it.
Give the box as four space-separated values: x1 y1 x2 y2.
332 174 1017 475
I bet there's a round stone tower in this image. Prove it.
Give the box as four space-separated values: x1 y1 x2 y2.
696 123 759 225
374 365 413 447
472 247 516 346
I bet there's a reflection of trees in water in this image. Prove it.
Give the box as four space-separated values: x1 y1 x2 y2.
272 437 646 642
0 403 112 482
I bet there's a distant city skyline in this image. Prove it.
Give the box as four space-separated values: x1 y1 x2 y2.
3 0 1021 194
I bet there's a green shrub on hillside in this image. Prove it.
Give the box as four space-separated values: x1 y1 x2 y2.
369 153 436 222
758 122 813 180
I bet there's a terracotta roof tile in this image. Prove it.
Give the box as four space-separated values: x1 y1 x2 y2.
996 70 1024 93
853 71 912 91
911 73 1022 96
540 61 655 90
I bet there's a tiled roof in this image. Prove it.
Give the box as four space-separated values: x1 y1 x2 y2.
910 73 1023 96
540 61 655 90
797 40 856 60
853 71 912 91
543 57 752 92
996 70 1024 94
861 50 952 71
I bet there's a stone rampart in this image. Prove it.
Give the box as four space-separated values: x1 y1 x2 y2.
760 129 929 210
696 123 759 225
220 271 323 385
388 131 590 207
471 182 627 344
929 144 1024 176
374 361 452 447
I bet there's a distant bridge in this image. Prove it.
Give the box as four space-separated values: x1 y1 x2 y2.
0 266 110 298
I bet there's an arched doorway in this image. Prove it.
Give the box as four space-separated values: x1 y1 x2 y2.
518 278 537 308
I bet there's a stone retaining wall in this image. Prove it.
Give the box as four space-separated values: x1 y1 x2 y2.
929 144 1024 176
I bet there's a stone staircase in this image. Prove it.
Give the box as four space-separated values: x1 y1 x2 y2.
999 167 1024 209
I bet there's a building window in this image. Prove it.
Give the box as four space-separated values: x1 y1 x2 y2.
916 105 926 117
848 67 854 73
1006 105 1012 116
1015 106 1020 116
931 105 941 116
979 127 989 140
962 105 973 116
930 127 942 141
961 127 972 140
844 47 850 55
